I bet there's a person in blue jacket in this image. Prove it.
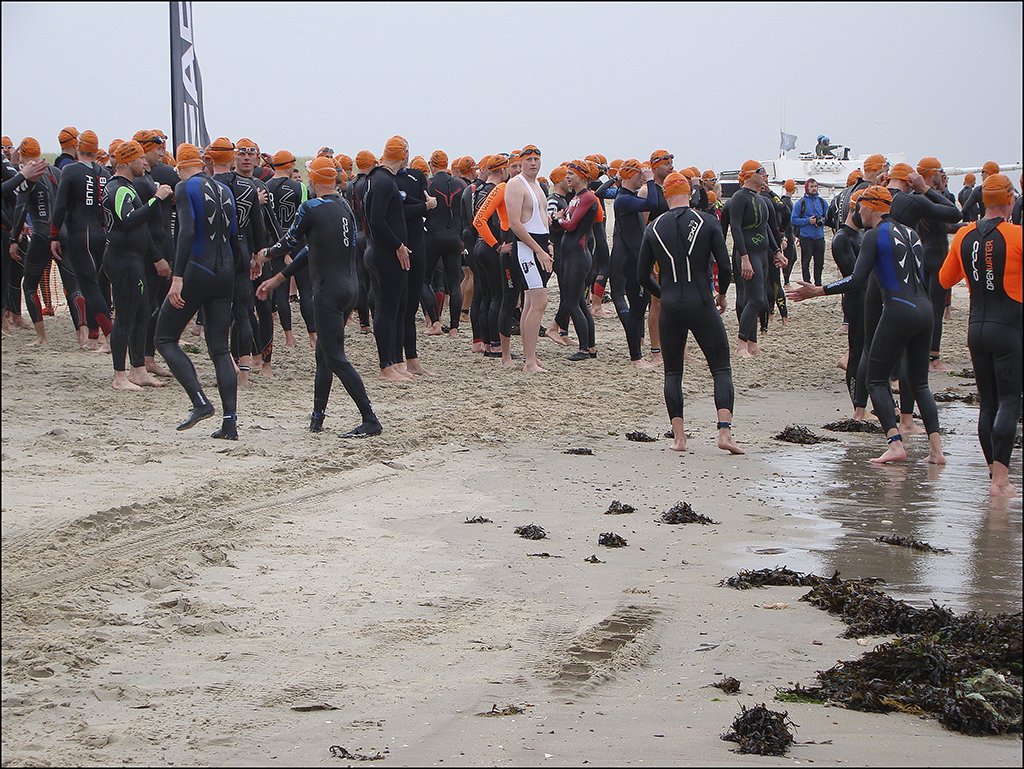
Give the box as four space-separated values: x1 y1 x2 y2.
791 178 829 285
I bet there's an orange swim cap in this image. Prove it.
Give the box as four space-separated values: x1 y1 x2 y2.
847 169 863 187
982 161 1000 176
176 143 204 170
887 163 914 181
78 130 100 154
355 150 377 171
271 150 296 169
207 137 235 165
548 166 567 185
18 137 41 159
784 179 796 193
308 156 338 185
650 150 673 169
618 159 642 180
858 185 893 213
738 159 762 184
382 136 408 163
58 126 79 149
917 157 942 178
663 172 691 198
115 140 145 166
863 154 886 174
982 174 1014 206
963 173 976 185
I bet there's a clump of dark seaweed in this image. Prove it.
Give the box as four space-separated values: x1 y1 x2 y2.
563 447 593 455
598 532 627 547
476 703 531 717
823 418 885 434
934 390 978 404
660 501 719 525
721 703 795 756
877 535 950 554
719 566 830 590
774 425 837 444
584 554 604 563
625 430 658 442
777 574 1023 736
465 516 491 524
514 524 547 540
329 745 388 761
605 500 635 515
950 368 974 378
712 676 741 694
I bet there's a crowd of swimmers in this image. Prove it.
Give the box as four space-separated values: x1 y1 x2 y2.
2 129 1020 496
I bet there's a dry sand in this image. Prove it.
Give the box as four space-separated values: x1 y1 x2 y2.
2 248 1021 767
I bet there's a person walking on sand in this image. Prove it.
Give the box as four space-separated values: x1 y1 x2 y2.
788 186 945 466
637 172 742 455
939 174 1021 497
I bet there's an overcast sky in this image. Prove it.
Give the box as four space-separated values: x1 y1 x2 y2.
3 1 1021 177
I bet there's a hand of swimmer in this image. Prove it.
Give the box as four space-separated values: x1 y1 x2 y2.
785 280 823 302
255 274 283 302
740 254 754 281
50 240 62 260
907 172 928 194
537 244 554 271
10 242 21 261
397 244 411 270
19 158 48 182
155 184 173 201
715 293 728 315
424 194 437 210
168 277 185 309
155 258 172 278
498 242 513 255
774 250 788 268
257 187 268 205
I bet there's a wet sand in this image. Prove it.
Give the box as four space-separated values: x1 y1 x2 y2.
2 256 1021 766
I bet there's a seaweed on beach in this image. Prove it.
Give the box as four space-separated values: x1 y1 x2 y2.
933 390 979 404
605 500 635 515
877 535 951 554
464 516 491 524
719 566 828 590
329 745 388 761
527 552 561 558
660 501 719 525
822 418 885 434
625 430 658 442
598 532 628 548
950 368 975 378
774 425 837 444
563 447 593 455
712 676 742 694
514 524 547 540
584 554 605 563
774 573 1024 736
721 703 795 756
476 703 533 717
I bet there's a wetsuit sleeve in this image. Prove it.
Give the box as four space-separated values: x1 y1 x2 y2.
824 229 878 296
594 178 617 199
729 193 749 255
1 171 28 198
637 229 661 299
172 179 196 278
50 172 70 238
473 184 505 248
913 189 963 224
559 191 597 233
710 222 731 293
279 246 309 279
366 176 404 252
938 226 967 290
1000 222 1023 302
614 188 658 214
831 231 858 277
114 183 160 231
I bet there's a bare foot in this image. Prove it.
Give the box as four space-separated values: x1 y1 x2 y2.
190 323 202 336
718 433 745 454
146 360 173 377
12 315 33 330
309 333 317 348
899 419 927 436
632 359 657 370
748 343 763 355
261 364 275 378
500 358 516 369
991 480 1018 498
546 327 569 346
650 352 663 365
25 337 47 347
929 358 952 373
379 366 414 382
112 374 143 392
285 331 296 348
523 361 548 373
447 328 460 338
735 344 752 358
471 341 486 353
837 352 849 371
683 350 694 361
405 360 435 376
926 450 947 465
238 369 250 387
870 442 907 464
128 371 166 388
424 322 443 336
781 317 789 327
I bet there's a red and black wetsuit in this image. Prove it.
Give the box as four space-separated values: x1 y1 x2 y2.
557 188 599 353
423 170 467 331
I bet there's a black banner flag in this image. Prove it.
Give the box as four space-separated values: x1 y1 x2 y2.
169 2 211 151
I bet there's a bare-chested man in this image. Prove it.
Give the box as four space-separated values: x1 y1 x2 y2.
503 145 554 373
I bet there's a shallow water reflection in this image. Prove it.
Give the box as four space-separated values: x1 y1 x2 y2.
742 403 1022 615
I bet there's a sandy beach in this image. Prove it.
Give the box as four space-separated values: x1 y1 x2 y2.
2 246 1022 767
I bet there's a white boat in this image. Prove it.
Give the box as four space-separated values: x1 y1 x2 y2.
721 136 1021 201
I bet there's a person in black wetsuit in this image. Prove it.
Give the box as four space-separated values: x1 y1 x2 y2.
54 127 79 170
266 149 314 348
2 150 48 336
788 186 946 465
423 150 467 338
101 141 173 391
470 154 512 360
12 137 84 347
363 135 417 382
637 172 743 455
957 173 978 221
940 174 1021 498
132 129 180 378
554 161 599 360
830 189 869 420
611 159 659 368
585 154 615 320
960 161 1001 222
396 154 437 376
255 156 381 437
645 150 674 365
758 179 789 333
348 150 378 336
729 160 786 358
49 129 113 352
155 144 241 439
